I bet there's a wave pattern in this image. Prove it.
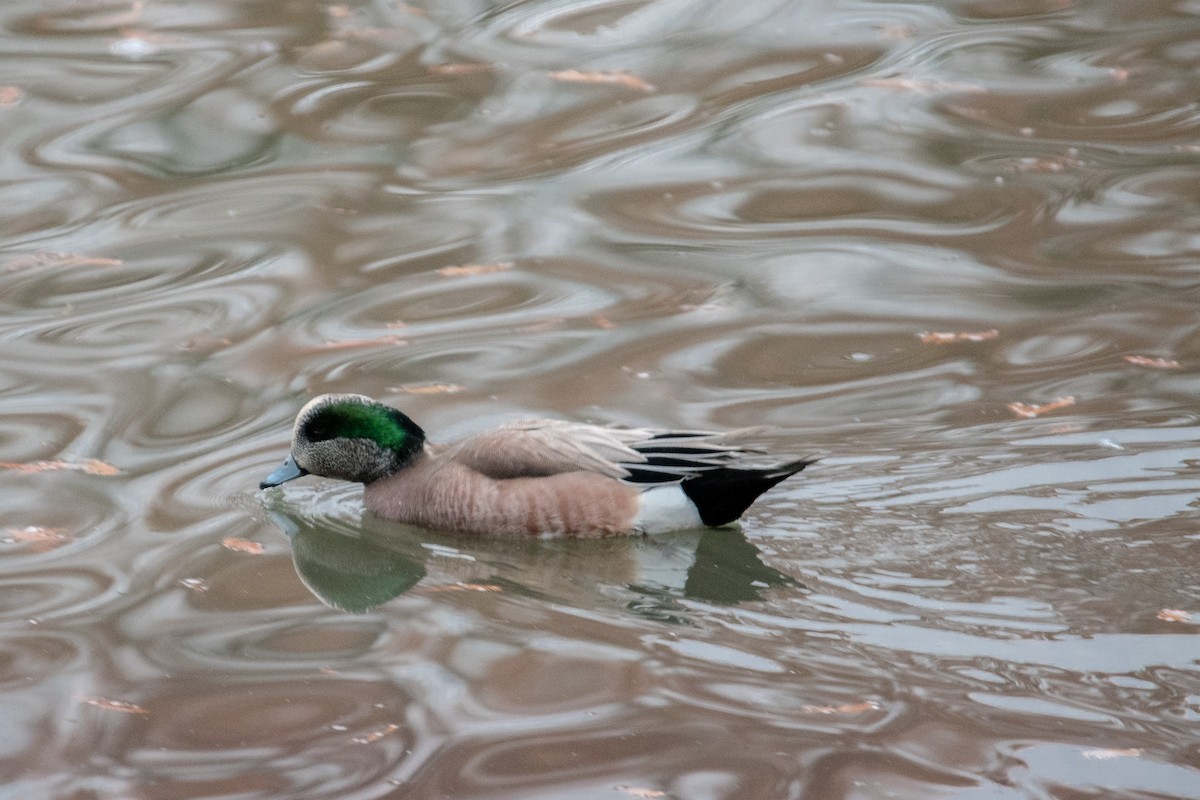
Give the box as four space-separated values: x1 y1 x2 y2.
1 0 1199 797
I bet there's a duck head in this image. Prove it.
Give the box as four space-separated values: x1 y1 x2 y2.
260 394 426 488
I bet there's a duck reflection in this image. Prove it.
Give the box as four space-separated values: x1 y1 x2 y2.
267 509 427 612
264 508 798 613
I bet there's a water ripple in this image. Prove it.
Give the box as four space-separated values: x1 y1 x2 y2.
3 285 285 370
2 0 1200 796
0 568 118 622
0 629 87 689
585 173 1027 242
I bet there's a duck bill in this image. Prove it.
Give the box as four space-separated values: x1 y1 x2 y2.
260 454 308 489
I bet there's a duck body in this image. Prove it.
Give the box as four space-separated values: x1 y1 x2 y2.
261 394 813 538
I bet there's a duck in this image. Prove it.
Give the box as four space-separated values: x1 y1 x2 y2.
260 394 814 537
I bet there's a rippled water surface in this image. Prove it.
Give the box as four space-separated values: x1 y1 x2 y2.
3 0 1200 797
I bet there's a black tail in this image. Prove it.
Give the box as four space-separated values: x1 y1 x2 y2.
680 458 815 527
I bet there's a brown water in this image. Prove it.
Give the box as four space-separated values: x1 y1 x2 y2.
2 0 1199 797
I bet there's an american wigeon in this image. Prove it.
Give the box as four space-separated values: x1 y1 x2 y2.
260 394 814 537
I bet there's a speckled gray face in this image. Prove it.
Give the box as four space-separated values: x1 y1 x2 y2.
293 434 406 484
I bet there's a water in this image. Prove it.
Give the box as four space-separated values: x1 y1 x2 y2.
1 0 1199 797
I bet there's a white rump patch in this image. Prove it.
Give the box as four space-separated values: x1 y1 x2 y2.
633 486 704 534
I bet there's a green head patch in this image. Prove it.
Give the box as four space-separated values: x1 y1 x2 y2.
302 399 424 455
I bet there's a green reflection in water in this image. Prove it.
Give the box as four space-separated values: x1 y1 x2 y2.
266 506 799 614
267 509 428 613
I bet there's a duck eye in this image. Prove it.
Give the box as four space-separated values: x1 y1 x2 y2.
303 415 339 443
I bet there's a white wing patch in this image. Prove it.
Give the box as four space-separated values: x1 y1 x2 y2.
633 486 705 534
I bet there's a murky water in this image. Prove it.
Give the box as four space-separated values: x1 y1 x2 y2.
2 0 1199 797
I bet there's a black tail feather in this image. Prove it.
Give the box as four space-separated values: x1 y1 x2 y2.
680 458 815 527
